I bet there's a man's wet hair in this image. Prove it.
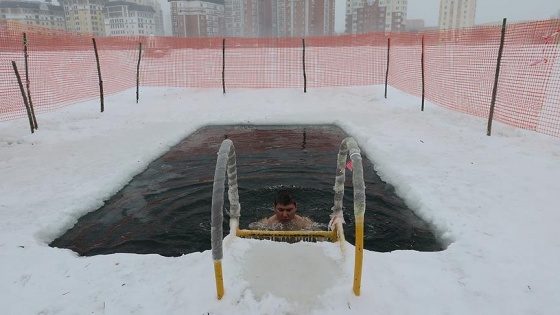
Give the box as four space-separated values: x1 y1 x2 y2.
274 189 297 206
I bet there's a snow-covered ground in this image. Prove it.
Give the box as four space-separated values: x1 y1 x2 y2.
1 86 559 314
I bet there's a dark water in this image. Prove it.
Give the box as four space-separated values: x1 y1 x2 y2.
50 125 444 256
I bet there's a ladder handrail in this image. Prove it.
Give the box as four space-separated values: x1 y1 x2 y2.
210 139 240 300
332 137 366 296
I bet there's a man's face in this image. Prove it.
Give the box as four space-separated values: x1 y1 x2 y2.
274 203 297 224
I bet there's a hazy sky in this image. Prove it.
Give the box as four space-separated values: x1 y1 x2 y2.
334 0 559 32
406 0 559 26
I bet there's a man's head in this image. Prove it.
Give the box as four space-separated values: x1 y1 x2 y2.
273 189 297 224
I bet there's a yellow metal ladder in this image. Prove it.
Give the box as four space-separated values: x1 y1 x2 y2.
210 137 366 299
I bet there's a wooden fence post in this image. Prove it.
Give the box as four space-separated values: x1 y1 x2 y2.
92 38 104 112
421 34 426 111
487 18 507 136
23 32 38 129
303 38 307 93
384 36 391 99
11 61 34 134
136 42 142 103
222 38 226 94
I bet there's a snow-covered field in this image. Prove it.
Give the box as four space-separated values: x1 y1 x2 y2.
1 86 559 314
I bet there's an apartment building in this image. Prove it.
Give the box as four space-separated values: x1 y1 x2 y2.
438 0 476 29
127 0 164 35
104 1 155 36
345 0 407 34
257 0 273 37
406 18 424 32
170 0 224 37
0 0 66 31
59 0 107 36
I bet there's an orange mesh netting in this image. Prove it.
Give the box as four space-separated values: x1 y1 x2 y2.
1 19 559 137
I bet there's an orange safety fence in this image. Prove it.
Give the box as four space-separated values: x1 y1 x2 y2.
1 19 559 137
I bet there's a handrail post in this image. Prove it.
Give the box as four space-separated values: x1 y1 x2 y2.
210 139 241 300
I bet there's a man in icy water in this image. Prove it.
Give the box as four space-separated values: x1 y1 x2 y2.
248 189 320 231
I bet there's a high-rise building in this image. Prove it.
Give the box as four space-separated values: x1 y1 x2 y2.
225 0 334 38
438 0 476 29
170 0 224 37
104 1 155 36
345 0 407 34
224 0 256 37
274 0 335 36
59 0 107 36
257 0 273 37
0 0 66 32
